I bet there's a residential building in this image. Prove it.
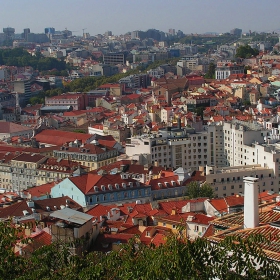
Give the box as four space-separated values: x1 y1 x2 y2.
0 196 82 220
52 140 118 171
103 52 126 65
205 164 277 197
50 208 97 256
34 129 96 147
10 153 48 191
0 121 33 140
126 126 210 170
148 175 186 200
223 120 268 167
51 173 151 207
13 79 32 106
215 61 244 80
45 93 88 111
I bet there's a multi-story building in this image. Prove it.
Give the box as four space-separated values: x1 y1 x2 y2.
52 140 118 171
207 123 226 167
13 79 32 106
223 120 268 167
51 173 151 207
126 125 210 170
0 151 18 189
45 93 88 110
205 164 276 197
10 153 47 191
103 52 126 65
0 121 33 140
215 61 244 80
0 151 86 191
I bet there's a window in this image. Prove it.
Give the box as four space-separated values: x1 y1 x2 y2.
172 224 176 229
163 222 166 227
231 185 234 189
194 225 199 232
223 186 226 190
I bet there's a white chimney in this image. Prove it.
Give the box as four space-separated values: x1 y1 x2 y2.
243 177 259 229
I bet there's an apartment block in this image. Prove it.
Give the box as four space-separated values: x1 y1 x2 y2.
215 61 244 80
205 164 277 197
126 126 210 170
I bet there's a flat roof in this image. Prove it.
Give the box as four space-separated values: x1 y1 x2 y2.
50 208 92 225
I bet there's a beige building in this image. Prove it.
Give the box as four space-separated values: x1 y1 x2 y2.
52 141 118 171
205 164 276 197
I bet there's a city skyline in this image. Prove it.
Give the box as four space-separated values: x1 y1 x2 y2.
1 0 280 37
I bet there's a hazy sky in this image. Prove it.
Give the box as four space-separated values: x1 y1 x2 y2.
1 0 280 36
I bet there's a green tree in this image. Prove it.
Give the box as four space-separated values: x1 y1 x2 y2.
186 181 214 199
0 220 279 279
236 45 259 58
204 62 216 79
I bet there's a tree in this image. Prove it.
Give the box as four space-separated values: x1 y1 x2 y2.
204 62 216 79
0 220 279 279
236 45 259 59
186 182 214 199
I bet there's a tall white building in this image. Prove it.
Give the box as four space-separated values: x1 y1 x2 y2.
126 126 210 170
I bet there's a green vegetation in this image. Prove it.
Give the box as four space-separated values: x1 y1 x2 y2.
204 62 216 79
29 88 65 105
236 45 259 58
0 220 279 279
0 48 67 71
186 182 214 199
29 58 179 105
179 33 239 52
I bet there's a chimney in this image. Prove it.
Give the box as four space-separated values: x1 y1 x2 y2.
243 177 259 229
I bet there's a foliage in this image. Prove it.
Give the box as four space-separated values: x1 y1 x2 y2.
250 33 279 46
204 62 216 79
0 220 279 279
72 129 86 134
236 45 259 59
186 182 214 199
0 48 67 71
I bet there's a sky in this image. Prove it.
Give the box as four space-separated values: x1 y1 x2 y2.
1 0 280 36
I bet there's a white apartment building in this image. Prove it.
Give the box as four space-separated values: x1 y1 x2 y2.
126 126 210 170
215 61 244 80
223 120 269 167
207 124 226 167
205 164 277 197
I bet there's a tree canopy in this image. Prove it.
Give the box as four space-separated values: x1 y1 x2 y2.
186 182 214 199
236 45 259 59
0 48 67 71
0 219 279 279
204 62 216 79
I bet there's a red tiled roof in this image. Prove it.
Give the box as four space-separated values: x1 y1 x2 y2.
34 129 93 146
23 182 56 198
0 196 82 218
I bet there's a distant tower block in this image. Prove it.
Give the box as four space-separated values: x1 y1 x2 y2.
243 177 259 229
3 27 15 40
